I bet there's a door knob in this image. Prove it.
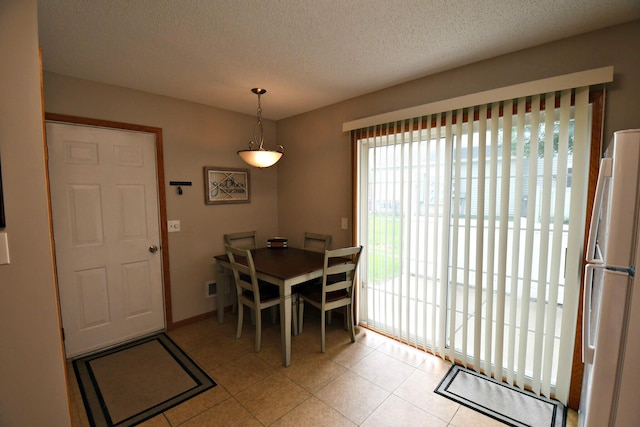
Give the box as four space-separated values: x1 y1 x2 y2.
149 245 159 253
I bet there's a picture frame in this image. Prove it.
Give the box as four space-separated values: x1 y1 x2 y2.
203 167 250 205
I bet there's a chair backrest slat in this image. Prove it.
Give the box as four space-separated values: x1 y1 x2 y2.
322 246 362 299
303 232 332 253
224 231 257 250
225 244 259 296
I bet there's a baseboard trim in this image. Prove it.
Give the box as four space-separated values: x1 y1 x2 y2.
168 305 234 330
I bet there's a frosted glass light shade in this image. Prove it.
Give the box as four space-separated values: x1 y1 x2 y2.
237 149 283 168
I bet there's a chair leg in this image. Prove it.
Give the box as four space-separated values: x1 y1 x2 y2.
255 309 262 352
343 306 348 331
347 304 355 343
320 310 326 353
236 303 244 339
228 271 238 315
231 289 238 314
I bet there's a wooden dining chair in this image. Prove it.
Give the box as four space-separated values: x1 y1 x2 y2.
296 232 334 327
223 231 257 314
225 244 280 352
303 232 332 253
224 230 257 249
297 245 363 352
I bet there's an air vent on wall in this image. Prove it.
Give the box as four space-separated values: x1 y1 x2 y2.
205 281 216 298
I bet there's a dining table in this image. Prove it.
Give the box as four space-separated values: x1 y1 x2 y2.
214 246 339 367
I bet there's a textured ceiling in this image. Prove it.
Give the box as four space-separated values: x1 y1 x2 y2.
37 0 640 120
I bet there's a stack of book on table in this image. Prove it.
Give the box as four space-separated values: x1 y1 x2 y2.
267 238 288 248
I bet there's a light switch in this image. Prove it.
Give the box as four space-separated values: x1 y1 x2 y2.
168 220 181 232
0 232 9 265
341 218 348 230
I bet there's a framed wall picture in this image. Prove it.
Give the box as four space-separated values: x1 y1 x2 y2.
204 167 250 204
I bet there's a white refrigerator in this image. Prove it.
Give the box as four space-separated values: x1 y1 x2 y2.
580 129 640 426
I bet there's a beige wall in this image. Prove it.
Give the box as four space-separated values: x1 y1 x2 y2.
276 20 640 248
42 73 280 323
0 1 71 425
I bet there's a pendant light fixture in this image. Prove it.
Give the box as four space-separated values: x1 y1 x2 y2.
237 88 284 168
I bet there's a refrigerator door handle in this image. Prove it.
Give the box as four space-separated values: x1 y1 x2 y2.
583 263 598 364
585 158 612 264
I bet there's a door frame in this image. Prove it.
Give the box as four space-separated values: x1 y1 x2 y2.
44 113 175 331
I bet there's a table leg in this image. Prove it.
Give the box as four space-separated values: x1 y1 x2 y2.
215 261 227 324
280 291 292 367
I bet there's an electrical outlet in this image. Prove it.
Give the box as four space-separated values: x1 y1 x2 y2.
168 220 181 232
341 218 348 230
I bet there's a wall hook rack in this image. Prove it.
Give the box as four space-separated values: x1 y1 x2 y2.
169 181 192 195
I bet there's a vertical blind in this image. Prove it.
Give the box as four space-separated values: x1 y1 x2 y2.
356 86 591 403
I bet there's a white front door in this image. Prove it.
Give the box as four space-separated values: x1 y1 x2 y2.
47 122 165 357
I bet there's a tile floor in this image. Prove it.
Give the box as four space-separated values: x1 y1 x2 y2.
67 309 579 426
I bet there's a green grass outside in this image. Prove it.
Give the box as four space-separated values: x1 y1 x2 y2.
368 213 402 283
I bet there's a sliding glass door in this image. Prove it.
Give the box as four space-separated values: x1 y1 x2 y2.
356 87 593 403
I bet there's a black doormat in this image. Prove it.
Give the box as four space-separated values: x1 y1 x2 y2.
435 364 566 427
73 333 216 427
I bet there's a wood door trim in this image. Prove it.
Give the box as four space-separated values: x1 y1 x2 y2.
567 88 605 409
44 113 174 330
